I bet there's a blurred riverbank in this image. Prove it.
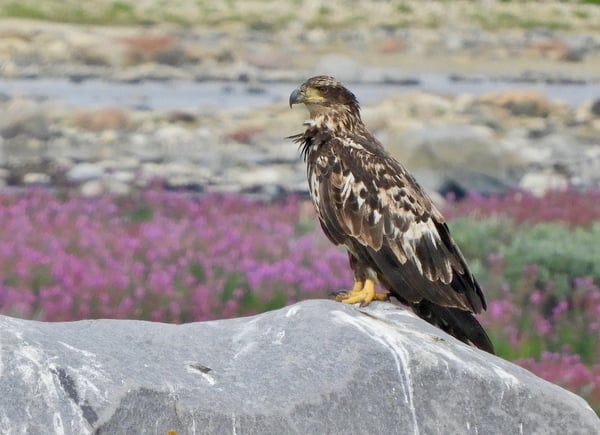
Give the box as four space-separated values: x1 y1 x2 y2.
1 1 600 198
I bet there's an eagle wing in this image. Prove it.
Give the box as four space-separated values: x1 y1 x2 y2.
309 135 485 314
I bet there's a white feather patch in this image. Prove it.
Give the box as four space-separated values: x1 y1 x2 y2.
400 220 440 275
344 138 365 150
404 220 437 243
340 172 355 203
371 209 383 225
379 187 391 206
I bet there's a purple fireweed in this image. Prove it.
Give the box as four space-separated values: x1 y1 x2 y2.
444 189 600 227
0 188 346 322
519 352 600 411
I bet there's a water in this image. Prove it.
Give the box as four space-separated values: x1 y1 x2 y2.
0 74 598 110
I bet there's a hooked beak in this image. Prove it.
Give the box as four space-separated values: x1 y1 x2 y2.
289 87 304 108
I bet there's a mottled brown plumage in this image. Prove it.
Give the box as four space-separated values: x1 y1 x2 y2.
289 76 494 353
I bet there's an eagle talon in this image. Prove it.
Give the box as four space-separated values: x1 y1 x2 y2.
332 280 363 302
336 279 388 307
328 289 349 300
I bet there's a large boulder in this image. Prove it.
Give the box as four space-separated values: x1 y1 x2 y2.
389 124 526 195
1 300 598 434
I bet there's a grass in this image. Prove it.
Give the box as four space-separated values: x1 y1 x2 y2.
470 11 572 31
0 0 599 31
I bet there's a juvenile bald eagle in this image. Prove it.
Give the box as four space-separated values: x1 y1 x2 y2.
289 76 494 353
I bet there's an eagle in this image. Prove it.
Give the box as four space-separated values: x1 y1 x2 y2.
289 76 494 353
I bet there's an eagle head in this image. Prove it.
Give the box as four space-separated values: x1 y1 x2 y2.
289 76 361 125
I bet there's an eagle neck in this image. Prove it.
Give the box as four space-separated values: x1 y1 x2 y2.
295 105 365 161
311 107 363 136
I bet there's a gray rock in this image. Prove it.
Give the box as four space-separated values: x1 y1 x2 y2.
126 134 164 162
79 179 105 196
66 162 105 182
0 168 8 185
235 166 285 186
0 99 51 140
79 178 131 197
22 172 51 186
393 124 525 194
109 170 136 184
1 300 598 434
520 170 570 196
98 158 140 172
591 99 600 117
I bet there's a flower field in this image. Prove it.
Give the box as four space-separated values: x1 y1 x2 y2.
0 187 599 412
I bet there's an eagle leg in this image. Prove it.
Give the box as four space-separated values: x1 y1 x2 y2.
335 279 388 307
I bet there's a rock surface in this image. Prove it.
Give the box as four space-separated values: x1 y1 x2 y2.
1 299 598 434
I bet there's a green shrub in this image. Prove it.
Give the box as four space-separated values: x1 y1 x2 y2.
503 223 600 296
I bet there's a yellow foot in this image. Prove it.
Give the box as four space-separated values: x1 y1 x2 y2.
335 279 388 307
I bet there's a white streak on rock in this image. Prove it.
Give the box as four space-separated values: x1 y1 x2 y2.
332 310 420 435
272 330 285 345
285 305 301 317
58 341 108 400
200 372 216 386
53 412 65 435
466 421 479 435
186 365 216 386
232 317 260 359
492 366 519 387
58 341 96 358
366 304 523 388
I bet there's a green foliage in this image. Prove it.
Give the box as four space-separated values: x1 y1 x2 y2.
491 332 546 362
470 10 572 30
30 265 53 294
0 3 44 19
263 289 288 312
450 219 600 297
124 203 154 223
318 5 331 16
220 273 243 303
105 1 136 21
573 8 590 18
447 217 514 261
0 0 596 32
450 215 600 369
397 3 413 14
503 223 600 296
188 261 205 283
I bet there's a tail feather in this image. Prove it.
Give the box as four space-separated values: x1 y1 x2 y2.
411 300 495 354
